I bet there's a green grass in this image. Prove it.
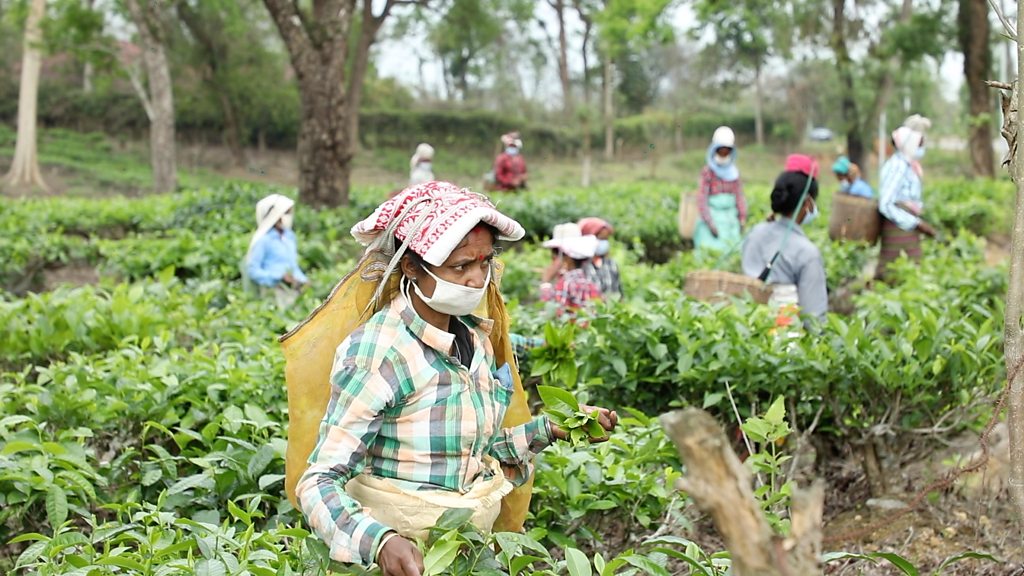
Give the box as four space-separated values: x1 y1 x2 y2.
0 125 232 196
1 124 983 199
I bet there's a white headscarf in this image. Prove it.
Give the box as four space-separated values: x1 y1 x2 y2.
247 193 295 263
892 126 924 160
410 143 435 170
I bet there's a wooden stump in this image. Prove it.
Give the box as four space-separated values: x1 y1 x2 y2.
660 408 825 576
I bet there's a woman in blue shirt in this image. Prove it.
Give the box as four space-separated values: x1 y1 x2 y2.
245 194 308 307
831 156 874 199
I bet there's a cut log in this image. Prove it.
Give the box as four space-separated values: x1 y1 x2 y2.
660 408 824 576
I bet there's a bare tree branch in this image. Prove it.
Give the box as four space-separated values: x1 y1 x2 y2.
989 0 1018 40
124 60 154 121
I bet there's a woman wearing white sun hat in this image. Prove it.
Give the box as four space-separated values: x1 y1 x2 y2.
245 193 308 308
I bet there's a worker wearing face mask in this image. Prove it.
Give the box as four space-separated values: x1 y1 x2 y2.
876 116 940 281
245 193 309 308
741 155 828 324
493 132 528 191
577 217 623 299
292 182 617 574
832 156 874 199
694 126 748 253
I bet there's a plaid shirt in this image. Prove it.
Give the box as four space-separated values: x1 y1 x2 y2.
541 268 602 312
698 166 747 225
296 293 553 566
581 258 622 298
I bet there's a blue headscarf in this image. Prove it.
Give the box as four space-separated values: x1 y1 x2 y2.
706 144 739 182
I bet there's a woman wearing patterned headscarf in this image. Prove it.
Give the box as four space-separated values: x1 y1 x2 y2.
291 182 617 574
877 123 939 280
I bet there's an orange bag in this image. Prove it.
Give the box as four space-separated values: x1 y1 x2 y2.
280 259 533 532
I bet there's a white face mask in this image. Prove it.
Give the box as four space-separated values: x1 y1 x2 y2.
410 265 490 317
714 155 730 166
279 213 294 230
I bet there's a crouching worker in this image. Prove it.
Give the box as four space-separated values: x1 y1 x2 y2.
245 193 308 309
291 182 617 574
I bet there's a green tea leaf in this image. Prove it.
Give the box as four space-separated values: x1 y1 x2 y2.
565 547 592 576
422 539 461 576
46 487 68 529
537 385 581 413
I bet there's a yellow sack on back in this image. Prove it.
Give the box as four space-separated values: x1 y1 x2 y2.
280 259 533 533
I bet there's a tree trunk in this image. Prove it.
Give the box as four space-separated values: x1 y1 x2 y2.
960 0 995 178
126 0 177 193
82 0 95 93
263 0 355 208
298 98 351 208
578 6 593 187
673 113 683 152
753 62 765 147
551 0 572 114
176 1 248 167
218 90 248 166
863 0 913 151
83 61 94 93
660 409 824 576
602 55 614 161
831 0 864 165
347 3 382 154
5 0 49 192
1000 2 1024 523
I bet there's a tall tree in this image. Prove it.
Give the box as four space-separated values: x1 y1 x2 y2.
594 0 673 158
546 0 573 114
175 0 251 167
994 0 1024 522
262 0 424 208
959 0 995 178
124 0 177 193
813 0 947 166
430 0 501 101
694 0 790 147
5 0 49 192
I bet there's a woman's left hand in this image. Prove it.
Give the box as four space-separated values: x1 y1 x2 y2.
551 405 619 443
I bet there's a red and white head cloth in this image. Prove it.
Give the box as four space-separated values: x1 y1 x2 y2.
352 182 524 306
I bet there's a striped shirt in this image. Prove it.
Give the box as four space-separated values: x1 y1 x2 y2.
296 293 553 566
878 154 922 231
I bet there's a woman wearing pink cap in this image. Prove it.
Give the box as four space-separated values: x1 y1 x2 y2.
741 155 828 324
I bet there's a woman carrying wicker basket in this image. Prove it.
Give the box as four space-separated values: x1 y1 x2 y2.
741 155 828 324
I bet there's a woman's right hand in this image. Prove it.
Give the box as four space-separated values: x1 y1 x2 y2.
916 221 938 238
378 535 424 576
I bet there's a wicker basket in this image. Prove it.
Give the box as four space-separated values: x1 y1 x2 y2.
684 270 771 304
828 193 880 243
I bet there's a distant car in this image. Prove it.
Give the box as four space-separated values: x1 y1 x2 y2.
809 127 834 142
